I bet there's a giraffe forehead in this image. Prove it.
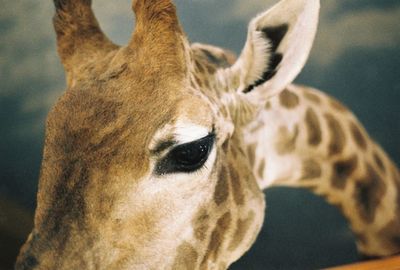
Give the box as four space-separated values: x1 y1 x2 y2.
149 94 216 146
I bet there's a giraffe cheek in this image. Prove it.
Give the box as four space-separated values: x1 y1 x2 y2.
200 212 232 268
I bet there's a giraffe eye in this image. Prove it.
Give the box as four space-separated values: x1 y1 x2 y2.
155 133 215 175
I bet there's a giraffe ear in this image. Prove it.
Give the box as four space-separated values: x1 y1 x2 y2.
53 0 117 87
231 0 320 103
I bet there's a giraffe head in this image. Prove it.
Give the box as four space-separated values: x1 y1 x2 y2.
16 0 319 269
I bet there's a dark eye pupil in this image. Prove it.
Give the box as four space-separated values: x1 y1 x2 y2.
172 141 208 166
155 134 215 174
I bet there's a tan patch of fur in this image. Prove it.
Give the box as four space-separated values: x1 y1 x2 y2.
279 89 300 109
113 201 164 249
275 125 299 155
228 211 255 251
172 242 199 270
301 158 322 180
324 113 346 156
305 108 322 146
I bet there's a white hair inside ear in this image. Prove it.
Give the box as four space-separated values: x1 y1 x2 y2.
229 0 320 106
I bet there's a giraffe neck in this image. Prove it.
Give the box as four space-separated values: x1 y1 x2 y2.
242 84 400 257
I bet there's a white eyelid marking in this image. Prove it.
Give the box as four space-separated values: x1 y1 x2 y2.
174 123 210 144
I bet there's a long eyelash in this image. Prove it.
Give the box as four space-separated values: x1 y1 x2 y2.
189 147 215 176
190 161 209 176
201 145 215 173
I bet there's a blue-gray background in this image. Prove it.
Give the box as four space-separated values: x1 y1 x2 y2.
0 0 399 269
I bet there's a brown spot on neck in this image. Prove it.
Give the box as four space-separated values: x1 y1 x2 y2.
350 121 367 151
275 125 299 155
214 166 230 205
354 164 387 223
172 242 198 270
305 108 322 146
279 89 300 109
331 155 358 189
324 113 346 156
301 158 322 180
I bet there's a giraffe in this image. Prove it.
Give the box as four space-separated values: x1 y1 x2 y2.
15 0 400 269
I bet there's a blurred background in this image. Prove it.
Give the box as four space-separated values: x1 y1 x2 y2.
0 0 399 269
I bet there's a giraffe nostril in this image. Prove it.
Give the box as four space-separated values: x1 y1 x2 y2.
16 254 39 270
26 255 38 268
